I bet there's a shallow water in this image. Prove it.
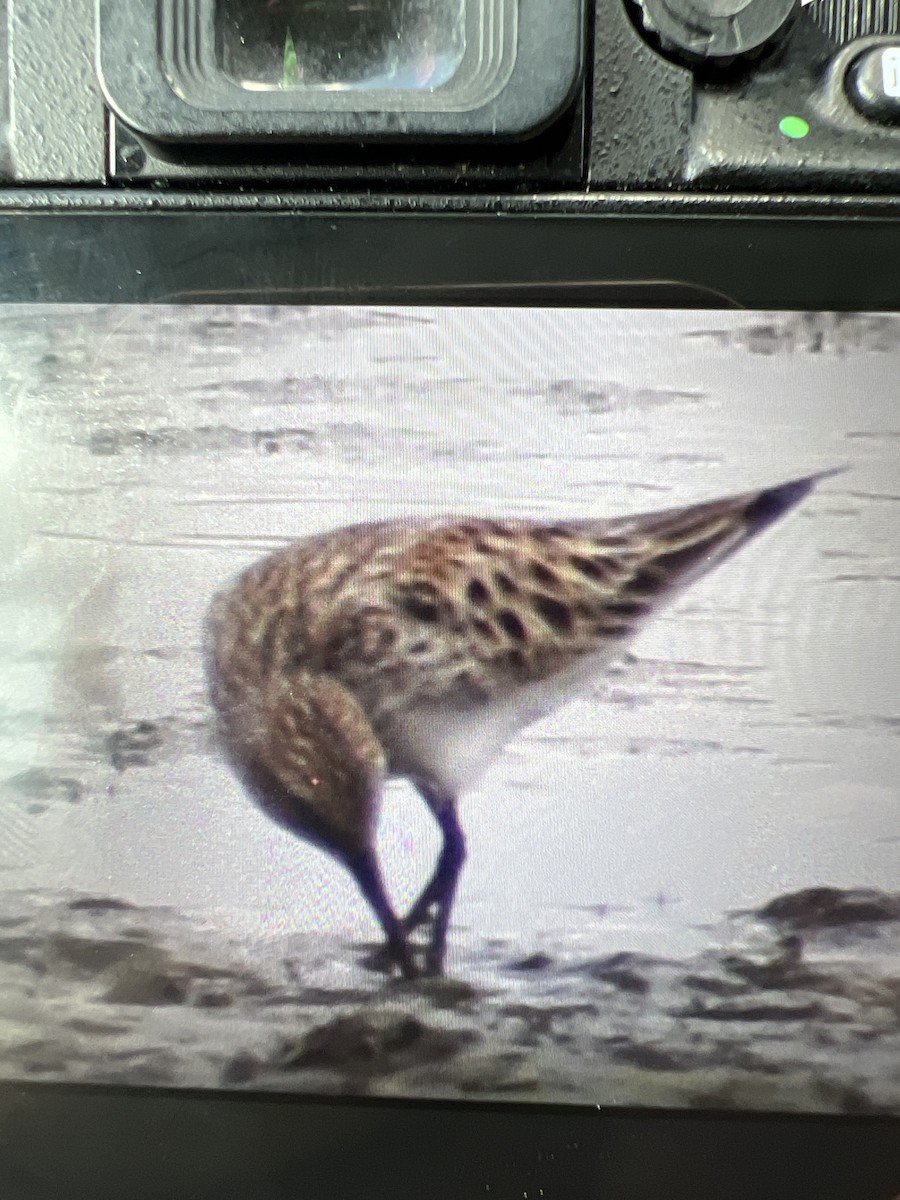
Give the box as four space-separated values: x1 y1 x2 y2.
0 305 898 966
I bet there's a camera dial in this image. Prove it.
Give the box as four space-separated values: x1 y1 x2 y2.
633 0 798 64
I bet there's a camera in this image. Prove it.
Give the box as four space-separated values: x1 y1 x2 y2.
1 5 899 1200
0 0 897 194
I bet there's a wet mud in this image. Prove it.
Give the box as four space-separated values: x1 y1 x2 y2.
1 886 898 1114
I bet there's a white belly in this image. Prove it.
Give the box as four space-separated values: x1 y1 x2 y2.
390 643 626 796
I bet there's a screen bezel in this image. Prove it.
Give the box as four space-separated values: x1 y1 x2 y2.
0 206 898 1199
0 208 897 309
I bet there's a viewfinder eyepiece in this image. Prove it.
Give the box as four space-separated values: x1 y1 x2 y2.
97 0 585 144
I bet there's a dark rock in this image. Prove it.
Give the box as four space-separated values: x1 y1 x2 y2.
49 935 147 975
579 952 657 995
68 897 136 913
508 952 555 973
196 990 233 1009
102 948 190 1005
222 1052 260 1086
600 968 650 994
277 1012 476 1076
415 977 479 1009
759 887 900 929
65 1017 132 1036
252 428 314 455
106 721 164 771
104 971 190 1006
676 996 825 1022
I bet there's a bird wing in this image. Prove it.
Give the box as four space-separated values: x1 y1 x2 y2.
382 480 807 694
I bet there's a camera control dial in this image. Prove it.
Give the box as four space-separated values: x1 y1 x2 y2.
633 0 798 64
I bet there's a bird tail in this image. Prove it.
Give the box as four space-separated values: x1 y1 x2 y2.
594 468 841 608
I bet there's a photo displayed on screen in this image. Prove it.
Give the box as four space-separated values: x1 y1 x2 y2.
0 305 897 1112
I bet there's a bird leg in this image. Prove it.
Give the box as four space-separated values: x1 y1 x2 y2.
347 849 418 979
404 790 466 975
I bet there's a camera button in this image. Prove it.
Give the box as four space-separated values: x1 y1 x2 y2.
845 44 900 125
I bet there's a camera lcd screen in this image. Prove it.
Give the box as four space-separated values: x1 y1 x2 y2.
0 304 897 1115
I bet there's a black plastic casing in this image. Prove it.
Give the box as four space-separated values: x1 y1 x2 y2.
0 0 898 193
0 202 899 1200
97 0 586 145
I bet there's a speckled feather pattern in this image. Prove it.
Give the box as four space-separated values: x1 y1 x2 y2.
204 484 790 852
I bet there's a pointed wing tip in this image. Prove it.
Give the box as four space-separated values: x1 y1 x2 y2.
745 466 845 534
802 465 849 485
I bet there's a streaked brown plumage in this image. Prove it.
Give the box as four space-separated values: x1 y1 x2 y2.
205 471 833 977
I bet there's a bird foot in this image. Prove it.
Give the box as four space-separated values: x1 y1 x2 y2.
360 937 421 980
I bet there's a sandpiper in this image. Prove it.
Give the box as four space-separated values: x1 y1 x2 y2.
205 471 832 978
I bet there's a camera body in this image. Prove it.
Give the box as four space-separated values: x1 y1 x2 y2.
1 0 898 201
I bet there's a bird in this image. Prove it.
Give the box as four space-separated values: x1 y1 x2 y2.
204 470 834 979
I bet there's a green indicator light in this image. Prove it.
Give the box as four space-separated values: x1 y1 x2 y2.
779 115 810 140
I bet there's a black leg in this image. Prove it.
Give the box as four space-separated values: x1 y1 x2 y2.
346 849 417 980
404 789 466 975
